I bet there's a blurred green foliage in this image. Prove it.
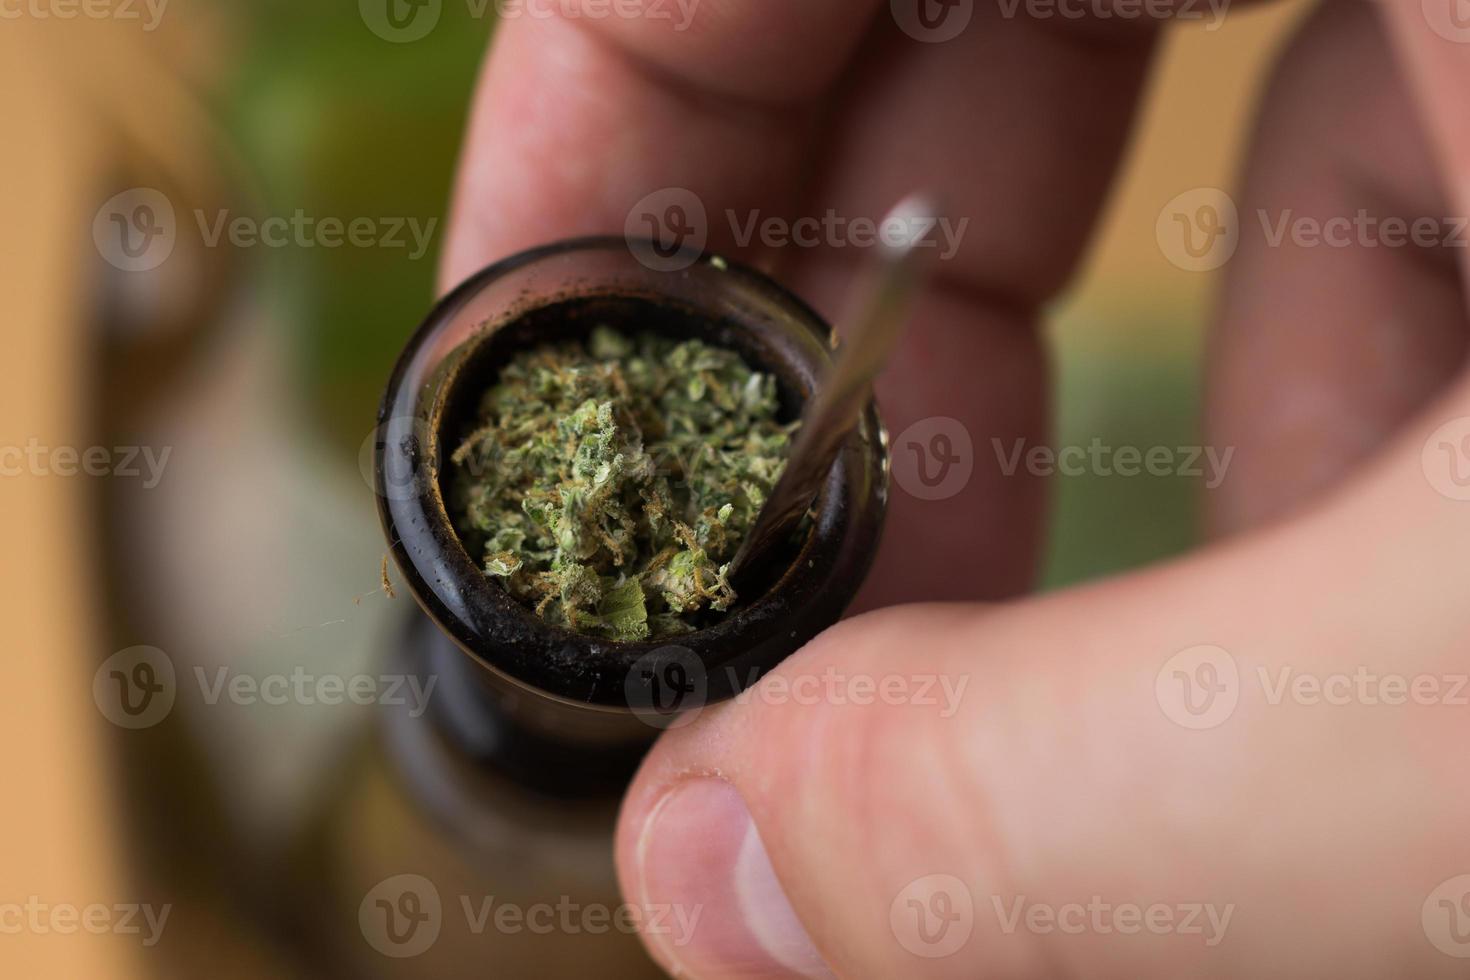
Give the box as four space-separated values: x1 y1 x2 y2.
1044 323 1203 587
226 0 493 451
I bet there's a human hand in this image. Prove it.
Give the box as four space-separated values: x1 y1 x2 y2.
442 0 1470 975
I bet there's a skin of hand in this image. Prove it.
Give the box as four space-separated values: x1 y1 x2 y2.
441 0 1470 975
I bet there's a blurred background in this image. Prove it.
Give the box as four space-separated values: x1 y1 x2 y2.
2 1 1311 976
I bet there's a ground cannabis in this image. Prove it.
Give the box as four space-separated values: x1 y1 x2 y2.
450 326 797 641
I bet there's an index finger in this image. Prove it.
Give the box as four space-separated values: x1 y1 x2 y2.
437 0 885 289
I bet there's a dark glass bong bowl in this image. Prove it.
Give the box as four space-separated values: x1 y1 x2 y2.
374 238 889 793
290 240 888 980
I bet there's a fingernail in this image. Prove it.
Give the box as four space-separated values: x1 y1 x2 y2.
634 778 832 978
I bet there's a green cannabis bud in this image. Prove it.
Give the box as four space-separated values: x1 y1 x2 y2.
450 326 796 641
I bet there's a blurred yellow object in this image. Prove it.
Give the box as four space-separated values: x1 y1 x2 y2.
0 7 239 977
1066 1 1313 349
0 17 141 980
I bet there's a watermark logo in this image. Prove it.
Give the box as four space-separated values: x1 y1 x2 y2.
93 188 176 273
1422 417 1470 501
1157 188 1238 272
625 187 708 272
891 0 973 42
1155 645 1239 730
361 416 432 503
93 646 176 730
890 874 974 958
361 874 443 958
891 417 974 501
1424 875 1470 957
1423 0 1470 43
626 646 707 730
360 0 442 41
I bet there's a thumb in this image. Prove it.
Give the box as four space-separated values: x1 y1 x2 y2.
615 603 1023 979
615 375 1470 977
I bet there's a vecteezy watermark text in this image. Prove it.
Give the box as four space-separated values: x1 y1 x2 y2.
459 895 700 943
995 0 1228 30
93 647 439 730
194 666 438 718
1256 209 1469 251
93 188 440 273
1257 666 1470 708
0 0 167 30
623 188 970 272
0 898 170 947
890 0 1228 43
991 895 1234 947
358 875 702 958
887 876 1233 960
729 666 970 719
359 0 700 43
727 209 969 261
993 438 1235 489
1157 645 1470 731
1158 188 1470 272
0 440 170 488
193 210 438 260
622 647 972 731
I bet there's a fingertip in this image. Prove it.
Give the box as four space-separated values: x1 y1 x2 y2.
619 777 831 978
